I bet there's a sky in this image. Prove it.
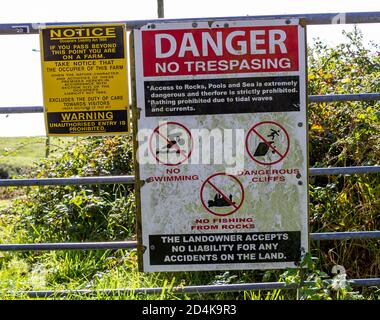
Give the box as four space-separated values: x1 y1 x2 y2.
0 0 379 137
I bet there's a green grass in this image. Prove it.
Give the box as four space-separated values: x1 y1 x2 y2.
0 137 83 169
0 137 86 182
1 251 376 300
0 250 280 300
0 199 11 210
0 137 47 168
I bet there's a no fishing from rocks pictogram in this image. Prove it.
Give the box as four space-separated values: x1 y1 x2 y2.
200 173 244 216
245 121 290 165
149 121 193 166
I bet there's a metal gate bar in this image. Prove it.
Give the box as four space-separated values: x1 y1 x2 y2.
1 11 380 35
0 176 136 187
1 231 379 252
308 93 380 103
1 93 379 115
0 165 379 187
12 277 380 298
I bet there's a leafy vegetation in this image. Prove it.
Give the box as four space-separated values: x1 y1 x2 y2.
0 27 379 300
0 137 47 170
0 137 84 211
307 27 380 280
5 136 136 243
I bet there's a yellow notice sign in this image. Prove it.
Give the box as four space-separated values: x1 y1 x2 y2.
40 24 129 136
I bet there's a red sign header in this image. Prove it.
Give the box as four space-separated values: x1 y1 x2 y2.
142 25 299 77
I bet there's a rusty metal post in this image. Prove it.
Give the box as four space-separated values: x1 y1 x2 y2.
157 0 164 18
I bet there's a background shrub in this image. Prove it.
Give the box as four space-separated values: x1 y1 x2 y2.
12 136 135 242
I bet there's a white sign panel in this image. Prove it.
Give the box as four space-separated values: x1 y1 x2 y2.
134 19 308 272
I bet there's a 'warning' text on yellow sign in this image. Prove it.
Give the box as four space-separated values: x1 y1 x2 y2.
40 24 129 136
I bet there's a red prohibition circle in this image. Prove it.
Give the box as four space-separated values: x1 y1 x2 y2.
245 121 290 166
200 173 244 217
149 121 193 166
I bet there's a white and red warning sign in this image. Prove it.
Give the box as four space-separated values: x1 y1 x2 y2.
149 122 193 166
246 121 290 165
134 18 308 272
200 173 244 216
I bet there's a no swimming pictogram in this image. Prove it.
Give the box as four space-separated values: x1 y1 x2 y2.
149 122 193 166
200 173 244 216
245 121 290 165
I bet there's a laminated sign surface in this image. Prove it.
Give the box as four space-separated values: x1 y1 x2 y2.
40 24 129 136
134 19 308 272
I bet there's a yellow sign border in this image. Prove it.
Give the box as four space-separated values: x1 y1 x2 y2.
40 23 130 137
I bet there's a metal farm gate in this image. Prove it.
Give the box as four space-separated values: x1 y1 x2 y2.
0 12 379 298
